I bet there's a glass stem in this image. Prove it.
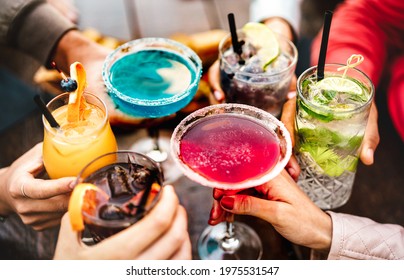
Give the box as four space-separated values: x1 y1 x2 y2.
221 213 240 252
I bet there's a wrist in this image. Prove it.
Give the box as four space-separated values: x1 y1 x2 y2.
312 211 333 252
51 29 108 73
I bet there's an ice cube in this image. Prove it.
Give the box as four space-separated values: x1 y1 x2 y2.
99 203 126 220
128 164 154 191
241 56 264 74
107 165 133 197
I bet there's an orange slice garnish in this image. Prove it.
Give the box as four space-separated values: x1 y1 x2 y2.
145 182 162 208
67 62 87 123
68 183 109 231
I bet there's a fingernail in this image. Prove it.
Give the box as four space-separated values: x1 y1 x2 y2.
287 91 296 99
213 90 225 102
221 197 234 210
287 167 295 177
68 180 76 190
366 148 374 164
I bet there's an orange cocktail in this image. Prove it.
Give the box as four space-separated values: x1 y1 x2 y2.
43 92 117 179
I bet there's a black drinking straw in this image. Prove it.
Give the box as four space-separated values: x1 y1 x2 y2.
317 10 333 81
33 94 60 128
227 13 242 56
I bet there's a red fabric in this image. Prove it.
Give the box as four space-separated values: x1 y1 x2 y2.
311 0 404 141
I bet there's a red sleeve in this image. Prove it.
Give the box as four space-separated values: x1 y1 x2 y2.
311 0 404 88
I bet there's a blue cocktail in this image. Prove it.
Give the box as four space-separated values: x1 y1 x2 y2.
102 38 202 118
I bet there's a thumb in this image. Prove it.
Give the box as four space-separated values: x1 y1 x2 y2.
54 213 84 259
220 195 276 222
207 60 225 103
360 102 379 165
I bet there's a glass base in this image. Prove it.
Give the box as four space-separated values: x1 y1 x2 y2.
130 129 183 184
197 222 263 260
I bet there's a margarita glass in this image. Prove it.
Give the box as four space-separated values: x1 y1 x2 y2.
75 151 164 242
171 103 292 260
102 37 202 183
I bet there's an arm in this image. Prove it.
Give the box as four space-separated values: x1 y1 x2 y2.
209 170 404 260
0 0 76 65
327 212 404 260
250 0 302 42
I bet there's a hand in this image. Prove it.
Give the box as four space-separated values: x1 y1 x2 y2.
53 30 161 128
0 143 75 230
208 170 332 251
54 185 191 260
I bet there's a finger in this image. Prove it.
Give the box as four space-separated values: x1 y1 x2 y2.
15 193 70 222
280 97 296 147
54 213 85 259
360 102 379 165
20 177 75 200
136 206 189 260
219 194 279 222
19 210 64 227
207 60 225 103
28 216 64 231
169 235 192 260
285 155 300 181
89 185 179 259
213 188 240 200
208 199 227 225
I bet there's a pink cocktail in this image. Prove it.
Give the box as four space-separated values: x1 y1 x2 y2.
171 103 292 260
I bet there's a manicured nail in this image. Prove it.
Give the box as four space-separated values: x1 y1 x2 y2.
287 167 295 178
221 196 234 210
213 90 225 102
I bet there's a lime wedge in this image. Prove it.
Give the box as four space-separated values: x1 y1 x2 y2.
242 22 280 70
316 77 363 96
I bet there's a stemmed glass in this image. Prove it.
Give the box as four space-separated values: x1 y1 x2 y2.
171 103 292 260
102 37 202 183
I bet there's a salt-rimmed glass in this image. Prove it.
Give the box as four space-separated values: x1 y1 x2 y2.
171 103 292 260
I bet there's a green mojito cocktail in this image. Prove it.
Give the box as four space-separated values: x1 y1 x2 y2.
295 62 374 209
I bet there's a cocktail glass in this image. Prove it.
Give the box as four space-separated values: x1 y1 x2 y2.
42 92 118 179
171 103 292 260
295 64 374 209
219 30 297 118
75 151 164 242
102 37 202 183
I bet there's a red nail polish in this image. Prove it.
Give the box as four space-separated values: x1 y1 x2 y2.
221 197 234 210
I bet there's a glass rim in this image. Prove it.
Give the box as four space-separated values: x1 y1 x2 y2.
102 37 203 107
42 92 109 137
219 31 298 79
170 103 292 190
76 150 164 227
297 63 375 115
